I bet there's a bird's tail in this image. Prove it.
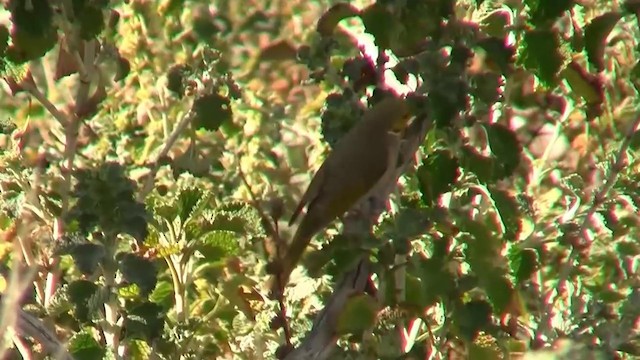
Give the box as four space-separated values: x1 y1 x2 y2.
267 217 319 296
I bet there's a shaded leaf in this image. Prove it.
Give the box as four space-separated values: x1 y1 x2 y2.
67 280 100 323
336 294 379 335
360 3 396 49
562 61 604 104
192 93 232 132
417 149 460 206
584 11 623 72
525 0 575 26
117 253 158 296
194 230 240 262
123 301 165 341
484 123 521 179
456 300 493 341
489 187 522 240
519 29 566 86
67 330 105 359
317 3 360 36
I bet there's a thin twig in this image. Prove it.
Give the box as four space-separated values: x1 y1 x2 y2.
138 110 196 200
237 162 293 345
18 81 69 127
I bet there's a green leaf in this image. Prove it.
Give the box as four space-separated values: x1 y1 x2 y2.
6 26 57 63
525 0 575 26
417 149 460 206
67 329 105 359
195 230 240 262
459 221 513 314
476 37 515 75
117 253 158 296
68 162 149 242
484 123 521 179
166 64 193 98
69 243 106 275
456 300 493 341
336 294 378 335
10 0 54 36
389 207 432 240
206 201 264 238
584 11 623 72
489 187 521 240
360 3 396 49
561 61 604 104
414 239 456 308
126 339 152 360
0 25 9 55
72 0 106 40
149 280 174 309
192 93 232 132
519 29 567 86
67 280 100 323
480 10 511 38
508 247 538 284
123 301 165 341
176 186 208 223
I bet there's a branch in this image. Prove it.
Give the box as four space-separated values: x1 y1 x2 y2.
138 109 196 200
14 308 74 360
284 114 432 359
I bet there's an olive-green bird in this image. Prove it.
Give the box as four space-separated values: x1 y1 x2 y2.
270 96 412 293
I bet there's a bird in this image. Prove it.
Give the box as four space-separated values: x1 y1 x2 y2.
269 96 412 294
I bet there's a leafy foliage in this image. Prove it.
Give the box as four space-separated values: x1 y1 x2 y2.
1 0 640 359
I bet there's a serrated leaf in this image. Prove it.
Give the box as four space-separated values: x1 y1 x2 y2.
72 0 106 40
149 280 173 309
195 230 240 262
584 12 622 72
519 29 566 86
117 253 158 296
456 300 493 341
390 207 432 240
459 221 513 314
206 201 264 238
562 61 604 104
484 123 521 179
127 339 152 360
525 0 575 26
68 162 149 242
508 247 539 284
67 280 100 323
123 301 165 341
489 187 521 240
417 150 460 206
360 3 396 49
336 294 379 335
72 243 106 275
192 93 232 132
177 186 208 223
67 329 105 359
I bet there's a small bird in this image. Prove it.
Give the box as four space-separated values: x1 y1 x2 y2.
270 96 412 293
